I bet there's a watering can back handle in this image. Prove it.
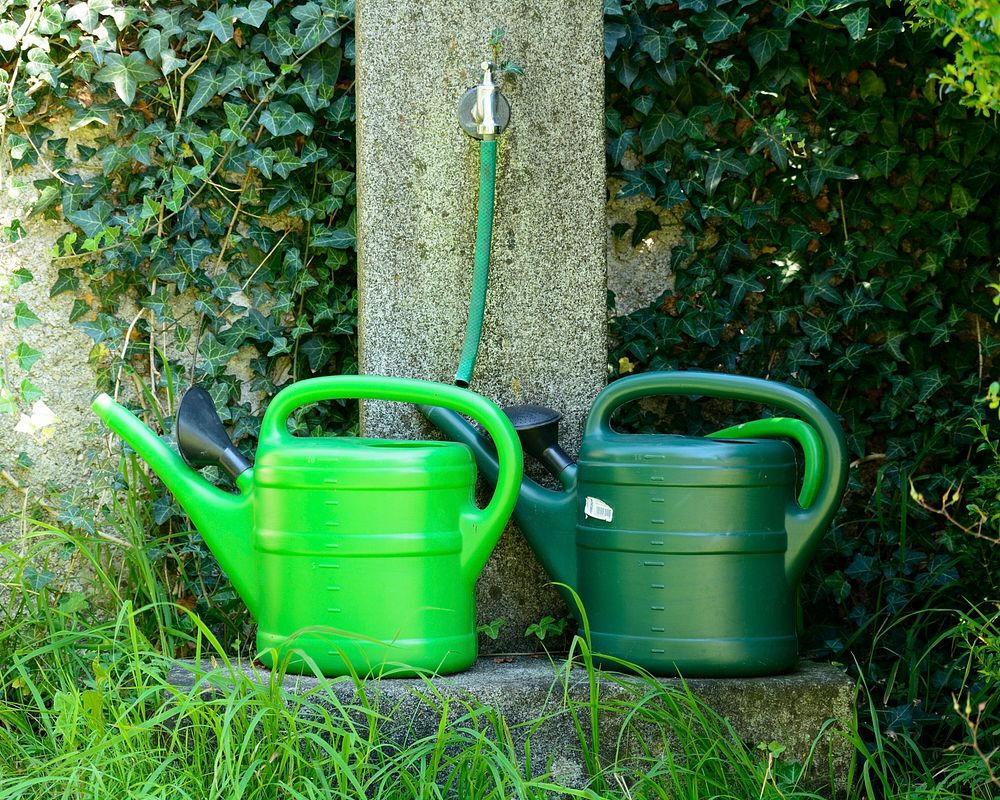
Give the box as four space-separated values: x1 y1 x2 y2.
258 376 523 568
707 418 823 508
585 371 847 585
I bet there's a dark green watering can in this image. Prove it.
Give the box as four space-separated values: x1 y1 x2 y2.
93 376 522 677
423 371 848 677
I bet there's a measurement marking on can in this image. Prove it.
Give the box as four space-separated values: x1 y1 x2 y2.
322 478 339 485
643 560 664 567
327 585 341 591
651 497 665 503
651 648 665 654
318 563 340 569
651 605 665 611
651 626 664 633
650 540 664 546
326 608 341 613
651 583 665 589
324 500 340 506
650 475 665 482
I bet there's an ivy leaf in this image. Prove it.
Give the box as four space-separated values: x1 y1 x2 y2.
605 22 627 58
639 28 674 63
631 209 662 247
272 148 304 178
13 302 41 330
196 332 238 378
310 226 355 249
657 179 687 210
692 8 749 44
234 0 272 27
831 343 873 371
839 285 882 322
186 67 223 117
176 238 213 269
300 337 337 371
66 0 102 32
50 268 80 297
10 268 32 288
328 169 354 196
639 111 681 154
800 315 842 350
37 4 65 35
840 7 869 41
260 101 314 136
291 1 341 49
916 368 946 402
197 9 235 43
95 52 160 105
703 149 747 197
616 169 656 199
747 28 790 68
15 342 43 371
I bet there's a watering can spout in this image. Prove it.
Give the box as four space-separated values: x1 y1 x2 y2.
91 393 259 617
420 405 579 597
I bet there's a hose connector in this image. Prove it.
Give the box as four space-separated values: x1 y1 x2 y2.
458 62 511 140
474 62 498 138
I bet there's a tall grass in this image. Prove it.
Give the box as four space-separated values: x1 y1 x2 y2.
1 477 998 799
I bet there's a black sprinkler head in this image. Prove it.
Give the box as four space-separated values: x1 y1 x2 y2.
503 404 573 478
176 386 252 480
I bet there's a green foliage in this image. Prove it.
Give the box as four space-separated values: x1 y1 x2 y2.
605 0 1000 750
4 0 359 433
524 614 568 641
2 0 359 623
905 0 1000 116
0 524 828 800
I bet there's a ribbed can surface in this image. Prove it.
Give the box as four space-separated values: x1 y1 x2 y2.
575 434 800 676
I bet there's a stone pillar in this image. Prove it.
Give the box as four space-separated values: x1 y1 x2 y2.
356 0 606 650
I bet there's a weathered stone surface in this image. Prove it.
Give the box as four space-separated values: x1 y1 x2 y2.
168 656 856 791
355 0 607 652
0 123 104 548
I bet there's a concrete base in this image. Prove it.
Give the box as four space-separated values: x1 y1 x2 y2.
167 656 856 792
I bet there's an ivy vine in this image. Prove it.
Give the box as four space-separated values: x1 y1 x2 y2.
3 0 999 741
2 0 358 640
604 0 1000 741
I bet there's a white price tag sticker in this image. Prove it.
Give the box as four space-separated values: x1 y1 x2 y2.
584 496 614 523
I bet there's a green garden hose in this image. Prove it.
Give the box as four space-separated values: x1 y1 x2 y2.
454 137 498 388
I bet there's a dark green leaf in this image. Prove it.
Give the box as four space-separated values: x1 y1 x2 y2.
186 68 224 117
692 8 748 44
747 28 789 69
300 337 337 371
50 268 80 297
631 209 662 247
260 101 314 136
639 28 674 63
310 226 355 249
196 332 238 377
840 7 868 40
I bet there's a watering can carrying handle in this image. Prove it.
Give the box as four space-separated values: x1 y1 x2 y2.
258 376 523 574
585 371 848 585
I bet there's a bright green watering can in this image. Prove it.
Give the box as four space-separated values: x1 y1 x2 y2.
423 371 848 677
93 376 523 677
